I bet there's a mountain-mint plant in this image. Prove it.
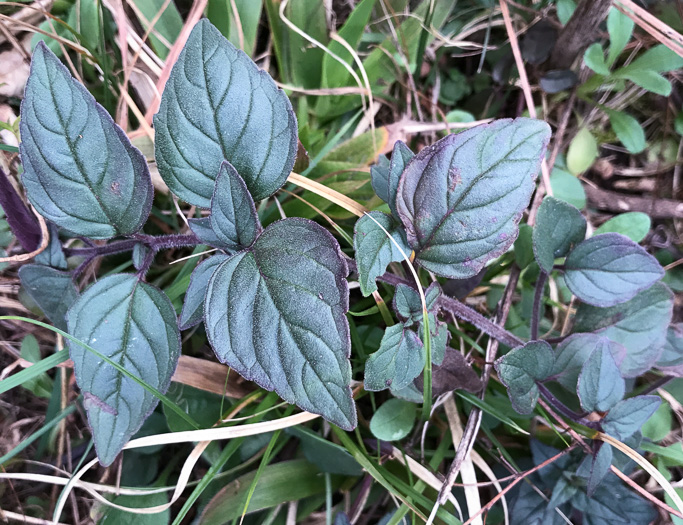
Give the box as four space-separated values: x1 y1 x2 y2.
12 18 676 519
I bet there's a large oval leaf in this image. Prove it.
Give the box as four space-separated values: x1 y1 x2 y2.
396 118 550 278
66 274 181 466
20 43 153 239
205 218 356 429
19 264 78 331
564 233 663 307
154 19 298 207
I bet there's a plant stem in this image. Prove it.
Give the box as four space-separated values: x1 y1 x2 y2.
537 382 598 429
530 271 548 340
64 233 201 259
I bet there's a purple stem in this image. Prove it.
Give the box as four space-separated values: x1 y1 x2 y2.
537 382 598 429
530 271 548 340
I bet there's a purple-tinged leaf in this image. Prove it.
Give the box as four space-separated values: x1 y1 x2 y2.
602 395 661 440
396 118 550 279
655 323 683 376
179 253 229 330
392 281 441 324
414 346 480 396
19 264 78 331
577 346 624 412
574 282 673 377
34 223 67 269
564 233 663 307
552 334 626 391
0 167 41 252
370 140 414 219
532 196 586 273
576 442 612 497
364 322 424 392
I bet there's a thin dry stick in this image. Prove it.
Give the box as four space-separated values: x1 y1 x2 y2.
499 0 552 198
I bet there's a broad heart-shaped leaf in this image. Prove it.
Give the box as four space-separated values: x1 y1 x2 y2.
655 323 683 375
370 141 414 219
179 253 230 330
205 218 356 430
66 274 181 466
564 233 663 307
154 19 298 207
495 340 555 415
552 334 626 390
19 264 78 331
209 161 262 250
363 323 424 392
601 395 661 440
20 42 153 239
532 196 586 273
353 211 411 296
396 118 550 279
577 345 624 412
393 282 441 324
574 282 673 377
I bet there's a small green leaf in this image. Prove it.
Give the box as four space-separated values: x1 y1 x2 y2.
34 223 67 269
66 274 181 466
495 341 555 415
179 254 229 330
19 264 79 331
353 211 411 296
154 19 298 206
396 118 550 279
514 223 534 269
364 323 424 392
209 161 262 250
20 334 53 397
205 218 356 429
615 68 672 96
606 8 634 67
99 492 170 524
567 127 598 175
574 283 673 376
187 217 225 248
556 0 576 25
577 345 624 412
675 112 683 137
552 334 625 391
550 167 586 209
564 233 663 307
392 282 441 324
607 110 646 153
131 0 182 60
656 324 683 373
602 395 661 440
420 312 449 366
20 43 153 238
576 443 613 497
286 426 362 476
532 196 586 273
584 43 610 75
594 212 651 243
641 402 672 442
371 141 414 219
131 243 151 271
369 398 415 441
620 44 683 73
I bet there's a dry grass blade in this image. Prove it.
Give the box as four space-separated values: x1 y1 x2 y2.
614 0 683 58
287 173 368 217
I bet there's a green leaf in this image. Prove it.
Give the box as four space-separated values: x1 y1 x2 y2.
656 324 683 373
187 217 225 248
99 492 170 524
396 118 550 279
620 44 683 73
392 282 441 324
574 283 673 376
577 345 624 412
641 402 672 442
550 167 586 209
132 243 151 271
34 223 67 269
364 323 424 392
205 218 356 430
420 312 449 366
369 398 415 441
371 140 414 219
556 0 576 25
207 0 263 57
18 264 79 331
567 127 598 175
584 43 610 75
19 334 53 398
607 110 646 153
532 196 586 273
594 212 651 243
606 8 634 67
286 426 362 476
179 254 229 330
552 334 625 391
602 395 661 440
353 211 411 296
130 0 182 60
514 223 534 269
615 68 672 96
20 43 153 239
495 341 555 415
154 19 298 207
675 112 683 136
564 233 663 307
576 443 613 497
208 161 262 250
66 274 181 466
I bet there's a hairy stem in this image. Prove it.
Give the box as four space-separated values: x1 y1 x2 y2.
537 382 598 429
530 271 548 340
64 233 201 259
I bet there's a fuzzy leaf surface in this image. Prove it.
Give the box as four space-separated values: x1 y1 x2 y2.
205 218 356 429
154 19 298 206
577 443 613 497
565 233 663 307
415 346 480 396
209 161 262 250
20 43 153 238
370 140 414 219
602 395 661 440
19 264 78 331
533 196 586 272
396 118 550 278
574 282 673 376
353 211 411 296
179 254 229 330
655 323 683 374
364 323 424 392
66 274 181 466
393 282 441 324
552 334 626 390
577 346 624 412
